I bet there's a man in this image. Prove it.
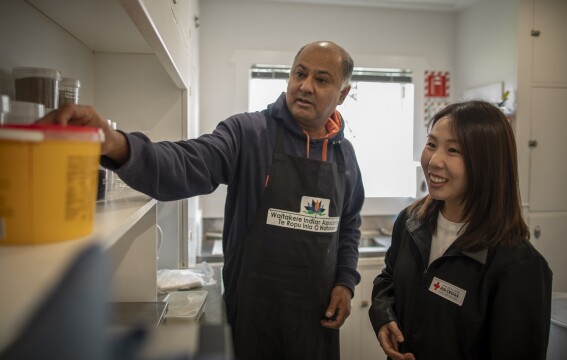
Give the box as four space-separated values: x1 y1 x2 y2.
40 41 365 359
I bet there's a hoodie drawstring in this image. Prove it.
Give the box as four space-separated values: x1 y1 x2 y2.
303 130 311 159
302 131 329 161
322 139 328 161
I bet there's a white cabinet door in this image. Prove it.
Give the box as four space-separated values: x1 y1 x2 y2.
341 281 362 360
359 267 388 360
528 87 567 212
523 0 567 295
532 0 567 85
341 258 387 360
529 212 567 292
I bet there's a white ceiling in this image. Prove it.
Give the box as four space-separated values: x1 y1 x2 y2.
235 0 480 12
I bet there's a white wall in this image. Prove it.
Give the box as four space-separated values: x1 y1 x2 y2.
198 0 458 217
0 0 94 104
455 0 526 197
93 53 183 140
456 0 518 99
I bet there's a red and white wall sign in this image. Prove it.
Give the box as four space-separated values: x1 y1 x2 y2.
424 71 450 127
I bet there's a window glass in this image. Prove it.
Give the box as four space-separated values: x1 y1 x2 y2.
249 66 416 198
341 81 415 197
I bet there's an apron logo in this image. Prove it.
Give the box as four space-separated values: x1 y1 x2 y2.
428 277 466 306
266 196 339 233
303 197 329 217
304 199 326 216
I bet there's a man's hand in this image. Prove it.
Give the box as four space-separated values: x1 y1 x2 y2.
377 321 415 360
320 285 352 329
36 104 130 165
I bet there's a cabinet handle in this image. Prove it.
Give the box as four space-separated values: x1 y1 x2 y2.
534 226 541 239
531 29 541 37
528 140 538 148
361 300 369 308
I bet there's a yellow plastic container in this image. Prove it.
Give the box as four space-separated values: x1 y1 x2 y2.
0 124 103 245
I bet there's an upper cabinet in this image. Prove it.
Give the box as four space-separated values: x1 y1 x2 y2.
26 0 197 89
531 0 567 85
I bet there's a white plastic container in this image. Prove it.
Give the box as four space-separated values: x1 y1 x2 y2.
12 67 61 109
163 290 208 323
3 101 45 125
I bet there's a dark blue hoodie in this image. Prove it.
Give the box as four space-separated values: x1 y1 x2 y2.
104 92 365 296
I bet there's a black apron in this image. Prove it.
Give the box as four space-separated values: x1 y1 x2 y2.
225 118 347 360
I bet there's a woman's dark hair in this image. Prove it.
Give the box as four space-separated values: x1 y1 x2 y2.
409 100 529 250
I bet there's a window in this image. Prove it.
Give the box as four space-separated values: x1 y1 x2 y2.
249 65 416 198
249 65 290 112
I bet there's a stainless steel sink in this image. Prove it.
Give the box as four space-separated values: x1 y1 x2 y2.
359 237 378 247
359 236 390 258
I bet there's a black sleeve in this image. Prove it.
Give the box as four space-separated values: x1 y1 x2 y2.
368 208 408 334
484 253 552 359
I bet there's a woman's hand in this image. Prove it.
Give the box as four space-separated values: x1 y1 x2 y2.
377 321 415 360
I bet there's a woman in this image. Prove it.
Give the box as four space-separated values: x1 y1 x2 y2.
369 100 552 360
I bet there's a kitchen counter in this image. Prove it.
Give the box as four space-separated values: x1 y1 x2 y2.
151 263 231 358
155 263 227 325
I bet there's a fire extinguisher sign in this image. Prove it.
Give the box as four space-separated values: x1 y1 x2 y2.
424 71 450 127
425 71 449 98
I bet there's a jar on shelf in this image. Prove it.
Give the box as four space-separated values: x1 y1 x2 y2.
58 77 80 106
12 67 61 110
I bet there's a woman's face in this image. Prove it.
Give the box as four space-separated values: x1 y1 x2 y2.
421 116 468 221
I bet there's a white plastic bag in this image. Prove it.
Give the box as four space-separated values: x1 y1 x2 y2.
157 262 216 293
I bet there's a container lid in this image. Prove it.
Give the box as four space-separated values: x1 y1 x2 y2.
60 77 81 88
0 127 44 142
0 124 104 142
12 67 62 80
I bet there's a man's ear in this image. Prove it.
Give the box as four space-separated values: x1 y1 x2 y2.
338 85 351 105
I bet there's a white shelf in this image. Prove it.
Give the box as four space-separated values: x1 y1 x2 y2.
94 194 157 248
27 0 189 88
0 194 158 351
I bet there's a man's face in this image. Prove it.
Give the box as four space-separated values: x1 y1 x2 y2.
286 43 350 134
